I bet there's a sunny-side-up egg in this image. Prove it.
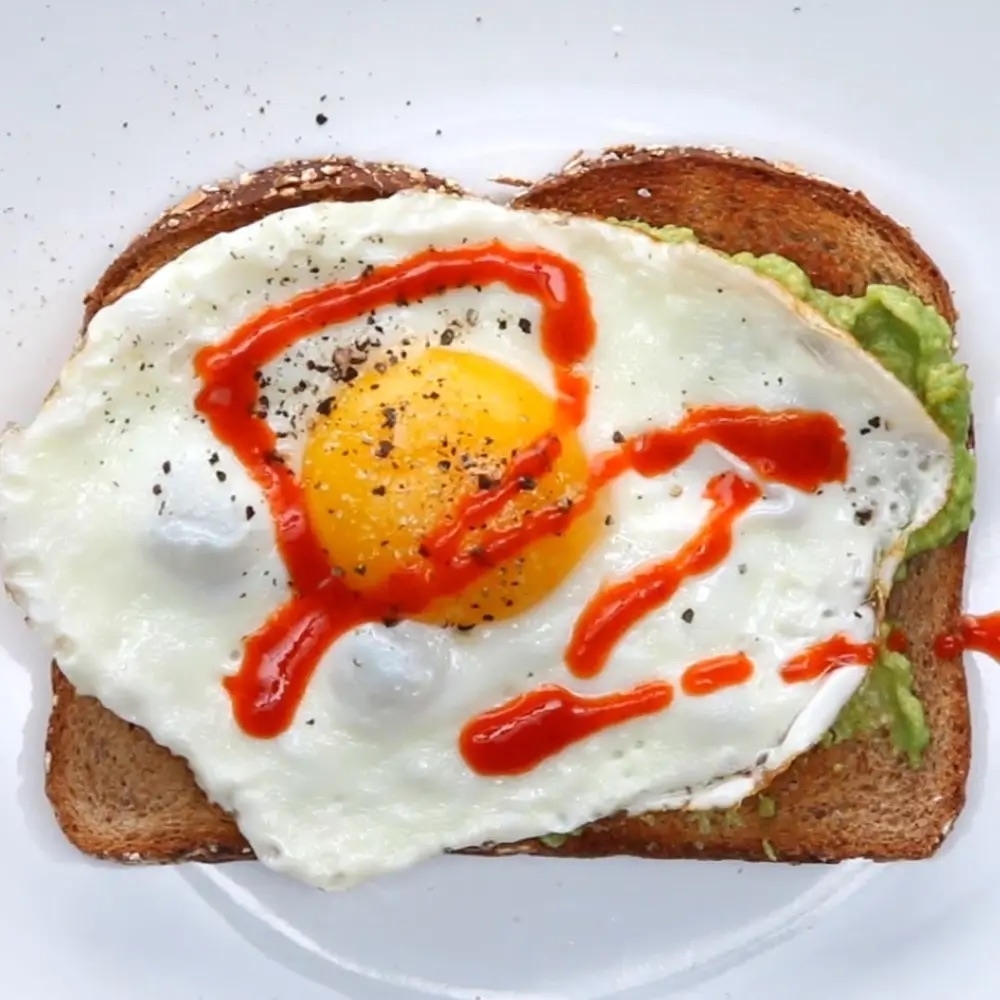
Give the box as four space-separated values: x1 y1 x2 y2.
0 190 952 889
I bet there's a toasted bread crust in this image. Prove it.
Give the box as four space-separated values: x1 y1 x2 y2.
84 156 464 326
514 146 955 320
45 147 970 867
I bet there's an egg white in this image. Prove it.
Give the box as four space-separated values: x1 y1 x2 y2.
0 191 952 888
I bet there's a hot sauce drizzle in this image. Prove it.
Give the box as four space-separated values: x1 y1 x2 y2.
196 241 856 767
620 408 847 493
681 652 755 697
886 627 909 654
459 682 675 777
566 473 762 679
779 634 876 684
935 613 1000 660
197 245 596 739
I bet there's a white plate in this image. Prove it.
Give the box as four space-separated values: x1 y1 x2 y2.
3 1 999 997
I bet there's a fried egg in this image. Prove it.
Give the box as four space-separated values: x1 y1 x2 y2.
0 190 952 888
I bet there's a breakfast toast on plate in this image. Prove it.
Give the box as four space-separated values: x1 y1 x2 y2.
41 147 970 868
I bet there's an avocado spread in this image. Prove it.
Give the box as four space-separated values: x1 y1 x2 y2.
625 221 975 766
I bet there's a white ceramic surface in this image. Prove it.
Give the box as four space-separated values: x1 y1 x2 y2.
2 1 998 997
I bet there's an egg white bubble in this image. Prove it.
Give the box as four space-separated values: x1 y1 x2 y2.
322 622 453 732
0 190 954 888
146 450 267 591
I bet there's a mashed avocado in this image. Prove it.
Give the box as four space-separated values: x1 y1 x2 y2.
825 625 929 766
622 221 976 766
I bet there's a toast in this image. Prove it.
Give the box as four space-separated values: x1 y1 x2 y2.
43 147 970 867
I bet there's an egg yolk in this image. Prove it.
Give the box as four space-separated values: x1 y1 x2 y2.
302 347 602 627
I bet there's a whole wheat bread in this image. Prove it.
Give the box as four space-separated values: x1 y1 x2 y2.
43 147 970 867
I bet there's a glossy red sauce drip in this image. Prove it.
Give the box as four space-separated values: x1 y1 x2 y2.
196 240 854 764
458 681 675 776
886 627 909 654
565 472 762 679
624 407 847 492
935 613 1000 660
681 652 755 697
779 634 876 684
197 244 596 738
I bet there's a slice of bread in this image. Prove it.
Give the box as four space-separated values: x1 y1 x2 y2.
43 147 970 868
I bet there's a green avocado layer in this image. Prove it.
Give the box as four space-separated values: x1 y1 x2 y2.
628 222 975 766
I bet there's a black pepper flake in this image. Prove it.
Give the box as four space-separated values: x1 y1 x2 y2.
343 365 359 382
152 484 162 496
482 614 495 622
440 329 455 346
380 405 398 429
681 608 695 624
316 112 328 125
375 440 394 458
316 397 335 416
215 470 227 482
354 565 367 576
371 485 387 496
738 563 748 575
456 623 476 632
468 544 490 564
306 718 316 726
209 452 220 465
438 459 451 471
517 317 532 334
612 430 625 444
383 617 401 628
854 508 874 526
859 426 872 436
604 514 614 526
518 476 537 491
868 416 882 429
161 460 171 474
244 505 256 521
476 473 496 491
498 318 508 330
